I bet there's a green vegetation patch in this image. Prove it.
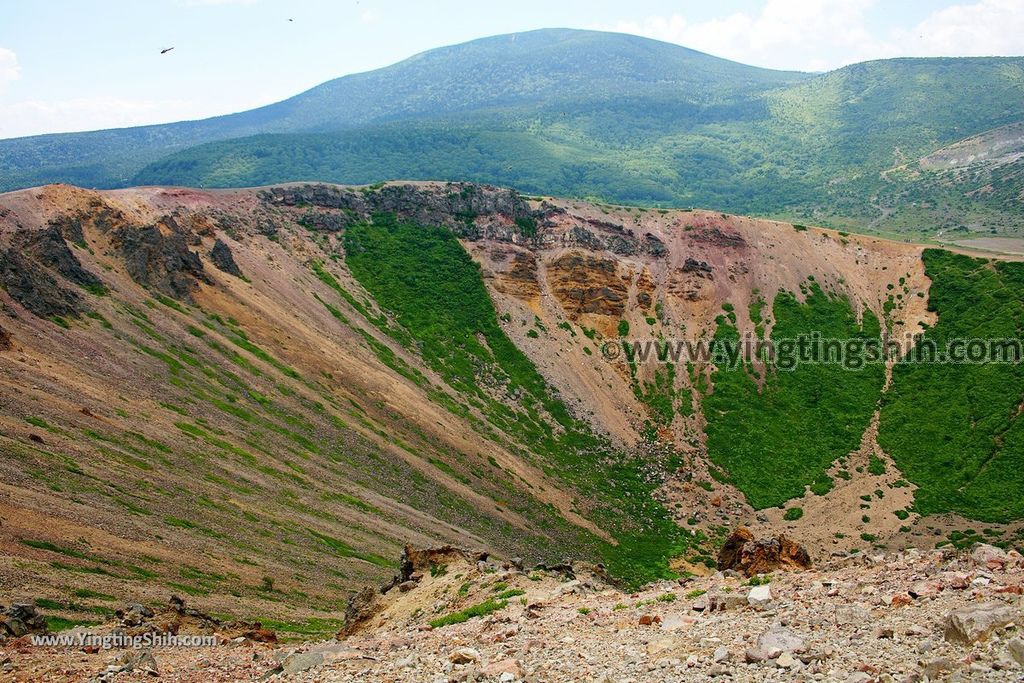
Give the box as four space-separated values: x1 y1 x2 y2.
704 282 884 509
879 250 1024 522
343 214 694 587
429 597 509 628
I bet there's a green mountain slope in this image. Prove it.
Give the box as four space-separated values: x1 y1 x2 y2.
0 29 804 193
1 29 1022 235
132 55 1024 235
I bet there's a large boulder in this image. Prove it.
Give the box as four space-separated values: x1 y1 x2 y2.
746 626 807 661
971 543 1010 570
0 603 48 639
718 528 812 576
944 602 1019 644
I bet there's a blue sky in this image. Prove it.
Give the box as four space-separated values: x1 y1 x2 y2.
1 0 1022 139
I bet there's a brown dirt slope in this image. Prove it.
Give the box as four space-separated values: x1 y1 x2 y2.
0 181 945 633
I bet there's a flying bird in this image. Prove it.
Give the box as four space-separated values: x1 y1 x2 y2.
160 47 175 54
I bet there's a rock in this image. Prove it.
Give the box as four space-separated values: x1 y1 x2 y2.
135 651 159 676
776 652 797 668
1008 637 1024 665
747 585 773 608
1 604 46 637
920 657 955 679
112 219 210 303
450 647 481 665
971 543 1009 570
338 586 379 637
708 663 729 677
120 603 155 627
0 618 27 638
890 593 913 608
835 605 872 625
909 580 942 599
0 324 10 351
481 658 522 678
701 593 746 612
0 248 87 319
660 613 689 631
717 527 812 577
756 626 806 658
944 602 1018 644
647 638 677 659
745 647 768 663
713 646 731 663
398 580 418 593
282 651 325 675
944 573 971 590
209 239 243 277
111 650 159 676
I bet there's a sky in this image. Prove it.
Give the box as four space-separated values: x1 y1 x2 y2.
1 0 1022 139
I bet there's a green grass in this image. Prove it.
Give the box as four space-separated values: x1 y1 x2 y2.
307 530 392 568
868 455 886 476
429 598 508 628
879 250 1024 522
45 616 100 632
21 539 94 561
248 616 345 639
783 507 804 521
704 281 884 509
343 214 695 587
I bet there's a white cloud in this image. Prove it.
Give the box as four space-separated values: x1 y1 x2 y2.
0 48 20 88
360 10 379 24
898 0 1024 58
598 0 886 72
0 96 214 139
598 0 1024 72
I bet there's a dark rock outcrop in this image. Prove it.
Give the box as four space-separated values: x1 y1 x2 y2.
642 233 667 257
26 224 105 291
262 182 536 242
0 223 104 319
113 221 210 302
693 227 746 248
718 527 812 577
682 257 713 276
0 324 10 351
338 586 379 638
0 248 86 319
209 239 243 277
117 596 276 643
0 603 48 639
